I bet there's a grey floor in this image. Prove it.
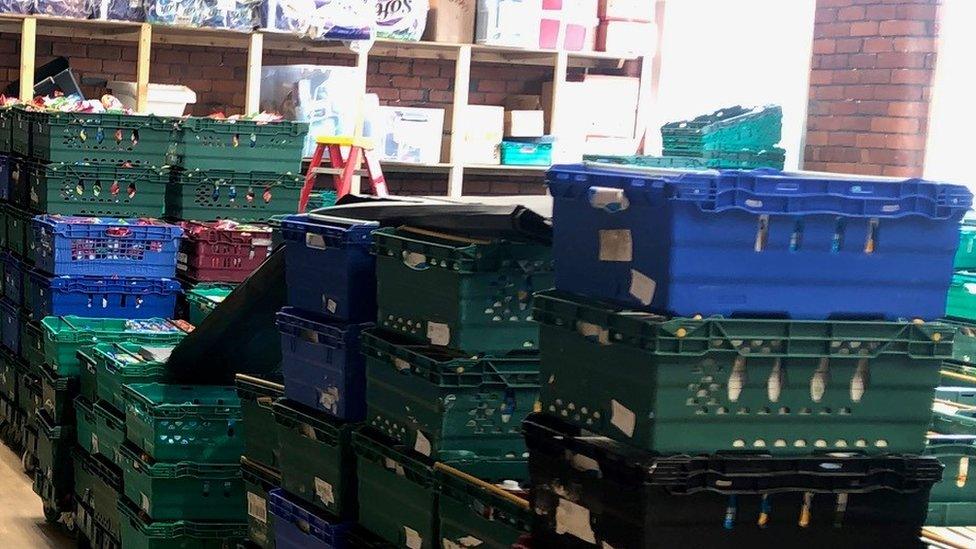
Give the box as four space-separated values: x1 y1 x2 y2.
0 443 73 548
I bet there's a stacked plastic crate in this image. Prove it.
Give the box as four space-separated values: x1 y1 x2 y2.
528 163 972 547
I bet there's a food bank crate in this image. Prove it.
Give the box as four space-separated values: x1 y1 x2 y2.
75 396 97 453
704 147 787 170
362 330 539 461
947 271 976 321
925 434 976 510
33 215 182 278
122 383 243 463
118 498 247 549
5 203 32 258
661 105 782 155
500 140 552 166
119 443 246 521
11 107 37 157
40 363 76 424
533 290 953 455
242 457 280 549
166 169 304 222
373 226 552 353
583 154 708 169
30 110 175 166
7 155 30 209
178 220 272 283
2 252 24 304
31 162 170 218
41 316 184 377
435 463 531 549
0 349 16 400
956 221 976 270
168 118 308 173
276 307 370 421
546 164 973 319
89 399 127 465
16 361 40 423
281 213 378 322
268 488 352 549
272 399 356 519
0 298 22 354
27 271 180 320
185 283 234 325
0 108 12 154
236 374 283 468
524 414 942 549
33 409 74 514
73 447 124 545
932 399 976 437
79 342 173 413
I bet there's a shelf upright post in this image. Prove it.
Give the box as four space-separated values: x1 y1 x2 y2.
19 17 37 102
245 32 264 116
349 46 369 195
549 51 569 136
448 44 471 198
136 23 152 113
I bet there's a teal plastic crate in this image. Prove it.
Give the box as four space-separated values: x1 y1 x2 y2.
583 155 708 169
948 272 976 321
30 110 176 165
80 342 174 412
956 221 976 270
31 162 170 217
168 117 308 173
118 442 246 521
93 399 126 465
186 284 234 326
75 396 97 454
33 410 74 514
926 502 976 527
166 169 305 222
73 447 124 543
926 434 976 505
241 457 280 549
123 384 243 462
500 140 552 166
236 374 283 469
118 498 247 549
0 348 16 400
436 463 531 549
704 147 786 169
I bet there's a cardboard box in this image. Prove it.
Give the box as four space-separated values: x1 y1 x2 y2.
506 94 543 110
505 110 545 137
543 76 639 139
597 20 654 54
459 104 504 164
424 0 476 43
540 0 598 50
375 106 446 164
598 0 653 22
476 0 543 48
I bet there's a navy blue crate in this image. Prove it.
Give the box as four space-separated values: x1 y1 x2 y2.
547 164 973 320
33 215 183 278
282 214 378 322
0 154 9 202
0 298 19 355
26 270 180 320
276 307 370 421
269 488 352 549
2 253 22 306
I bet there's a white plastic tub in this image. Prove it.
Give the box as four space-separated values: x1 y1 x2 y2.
107 82 197 116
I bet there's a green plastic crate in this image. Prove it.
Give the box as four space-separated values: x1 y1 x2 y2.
118 499 247 549
166 169 304 222
925 434 976 506
31 110 176 165
30 162 170 217
118 442 245 522
40 363 76 424
5 204 31 258
362 330 539 461
78 347 98 403
16 361 40 421
948 272 976 321
0 349 16 400
33 409 74 512
932 400 976 436
704 147 786 170
436 463 531 549
927 502 976 527
123 383 243 463
82 342 174 412
75 396 97 454
272 399 355 518
661 105 782 153
73 447 124 542
41 316 185 377
0 202 7 250
241 457 280 549
93 399 126 465
11 107 36 157
373 226 553 354
0 106 13 153
168 118 308 173
23 319 44 368
956 222 976 270
186 285 234 326
534 289 954 455
236 374 283 468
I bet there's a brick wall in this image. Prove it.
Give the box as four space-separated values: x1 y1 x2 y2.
804 0 940 177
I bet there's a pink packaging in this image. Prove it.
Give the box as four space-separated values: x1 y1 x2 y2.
540 0 597 50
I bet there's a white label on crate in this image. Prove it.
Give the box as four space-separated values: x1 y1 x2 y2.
610 399 636 438
458 537 483 547
443 540 462 549
141 492 151 513
177 252 189 264
91 433 99 454
326 299 338 314
628 269 655 306
403 252 428 270
588 186 630 213
314 477 335 506
384 457 406 476
601 543 616 549
427 322 450 346
404 526 423 549
414 431 432 457
598 230 632 262
555 498 596 544
394 358 411 372
576 321 610 345
299 422 317 441
305 233 327 250
569 452 601 475
247 492 267 523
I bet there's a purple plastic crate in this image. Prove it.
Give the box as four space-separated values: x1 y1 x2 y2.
276 307 370 421
27 270 180 320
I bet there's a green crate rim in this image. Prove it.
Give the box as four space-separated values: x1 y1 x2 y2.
118 498 247 538
240 456 281 488
435 464 531 531
352 429 435 487
37 409 73 440
186 286 233 313
40 363 72 390
93 342 169 378
71 445 122 491
178 117 308 137
122 383 242 420
272 399 351 447
171 169 304 188
372 226 552 274
41 316 185 345
118 442 242 480
33 109 177 130
234 374 283 402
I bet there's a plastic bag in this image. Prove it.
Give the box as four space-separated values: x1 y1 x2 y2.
375 0 428 40
91 0 146 21
208 0 260 30
35 0 89 17
0 0 33 14
261 0 373 40
145 0 212 26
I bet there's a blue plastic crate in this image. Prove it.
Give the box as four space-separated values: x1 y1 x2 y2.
282 214 378 322
26 270 180 320
0 299 19 355
547 164 973 320
269 488 352 549
33 215 183 278
2 253 23 306
276 306 370 421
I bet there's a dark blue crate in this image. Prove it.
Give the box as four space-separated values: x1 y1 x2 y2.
547 164 973 320
269 488 352 549
2 253 23 306
276 306 370 421
282 214 378 322
0 154 9 202
33 215 183 278
26 270 180 320
0 298 19 355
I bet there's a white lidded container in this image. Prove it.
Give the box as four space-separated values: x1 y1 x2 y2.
107 81 197 116
476 0 543 48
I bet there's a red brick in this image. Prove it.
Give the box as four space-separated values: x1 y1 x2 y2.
857 69 891 84
88 45 121 60
828 131 858 146
875 51 927 68
806 131 830 147
879 20 928 36
825 162 864 174
856 133 888 148
870 116 919 134
816 8 838 23
831 70 860 84
412 62 440 77
154 49 190 65
812 39 836 54
828 101 859 116
811 86 846 100
211 80 241 94
189 51 222 66
483 93 507 104
873 84 922 101
893 37 936 53
848 53 877 68
392 76 422 89
844 85 876 100
366 74 392 87
67 58 103 72
896 4 938 21
864 5 897 19
815 22 852 38
850 21 879 36
890 69 931 85
102 60 136 75
809 70 832 85
863 37 894 53
820 0 854 6
427 77 452 90
834 38 863 53
51 42 80 57
837 6 865 20
429 91 453 103
857 100 890 115
882 166 921 177
378 61 410 75
820 147 861 163
373 87 399 101
399 89 428 102
885 133 927 151
477 79 507 93
818 54 850 69
804 161 829 172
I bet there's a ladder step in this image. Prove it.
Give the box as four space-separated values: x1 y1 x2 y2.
312 167 369 176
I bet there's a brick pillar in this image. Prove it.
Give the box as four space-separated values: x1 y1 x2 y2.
803 0 940 177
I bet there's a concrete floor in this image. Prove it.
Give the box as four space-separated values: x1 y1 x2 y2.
0 443 74 548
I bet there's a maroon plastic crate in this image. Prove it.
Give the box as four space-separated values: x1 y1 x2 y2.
177 220 273 283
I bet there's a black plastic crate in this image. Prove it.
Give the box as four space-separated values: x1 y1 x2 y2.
524 414 940 549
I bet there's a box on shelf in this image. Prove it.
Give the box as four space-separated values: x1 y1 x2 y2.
376 0 429 40
476 0 543 48
375 106 445 165
259 0 374 40
185 283 235 325
458 105 504 164
540 0 598 51
504 110 545 138
501 138 552 166
597 20 655 54
91 0 145 21
425 0 476 43
598 0 652 21
107 82 197 117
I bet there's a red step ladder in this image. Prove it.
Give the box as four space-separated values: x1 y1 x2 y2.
299 135 389 212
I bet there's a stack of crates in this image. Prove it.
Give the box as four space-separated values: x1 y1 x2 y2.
527 163 972 547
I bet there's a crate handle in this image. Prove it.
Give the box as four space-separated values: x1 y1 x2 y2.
434 462 529 510
105 227 132 238
588 186 629 213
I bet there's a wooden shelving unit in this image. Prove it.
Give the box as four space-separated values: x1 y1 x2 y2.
0 14 655 197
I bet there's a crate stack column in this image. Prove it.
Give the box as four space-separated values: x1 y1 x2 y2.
526 163 972 547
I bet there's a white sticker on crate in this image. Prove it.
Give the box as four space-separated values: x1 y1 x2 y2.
610 399 636 438
394 358 411 372
314 477 335 505
91 434 99 454
414 431 432 457
588 186 630 213
299 423 318 441
576 321 610 345
305 233 327 250
326 299 338 314
247 492 267 523
141 492 151 512
555 498 596 543
569 452 601 475
598 230 633 262
404 526 423 549
458 536 483 547
403 252 428 269
427 322 451 346
628 269 655 306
